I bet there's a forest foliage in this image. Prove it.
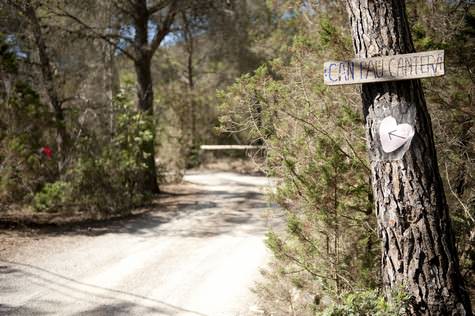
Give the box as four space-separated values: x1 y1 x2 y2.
0 0 474 314
219 0 474 314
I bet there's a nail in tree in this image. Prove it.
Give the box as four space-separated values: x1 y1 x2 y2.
344 0 472 314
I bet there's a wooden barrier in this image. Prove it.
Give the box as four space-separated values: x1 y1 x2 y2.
200 145 264 150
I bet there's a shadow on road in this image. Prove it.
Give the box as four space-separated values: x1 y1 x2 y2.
0 260 209 316
0 183 276 239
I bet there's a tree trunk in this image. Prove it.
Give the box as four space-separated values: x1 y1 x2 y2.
187 42 197 150
106 41 120 136
103 2 120 136
345 1 472 315
25 4 68 170
182 12 197 157
133 55 160 194
132 0 160 194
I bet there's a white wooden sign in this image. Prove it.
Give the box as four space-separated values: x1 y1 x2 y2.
323 50 444 85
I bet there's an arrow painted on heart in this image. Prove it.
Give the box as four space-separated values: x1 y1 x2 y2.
388 130 406 140
379 116 415 155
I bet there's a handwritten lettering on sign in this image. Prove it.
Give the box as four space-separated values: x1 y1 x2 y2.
323 50 444 85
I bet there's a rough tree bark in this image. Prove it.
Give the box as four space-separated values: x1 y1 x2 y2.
345 0 472 315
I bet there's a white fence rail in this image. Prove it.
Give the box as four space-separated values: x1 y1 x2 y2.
200 145 264 150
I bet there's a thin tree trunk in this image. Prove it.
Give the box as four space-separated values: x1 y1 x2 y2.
107 42 120 135
333 164 340 297
187 47 197 150
182 12 197 153
104 3 120 136
345 0 472 315
25 4 68 170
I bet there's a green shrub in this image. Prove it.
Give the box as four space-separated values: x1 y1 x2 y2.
33 181 71 212
1 74 154 214
0 36 54 205
219 9 378 314
56 83 154 214
320 289 410 316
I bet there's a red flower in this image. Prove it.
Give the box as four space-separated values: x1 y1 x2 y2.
41 146 53 159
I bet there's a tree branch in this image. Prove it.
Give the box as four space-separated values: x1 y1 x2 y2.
149 1 178 54
149 0 172 14
47 5 137 61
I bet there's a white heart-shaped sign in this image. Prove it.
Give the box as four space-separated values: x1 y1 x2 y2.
379 116 414 153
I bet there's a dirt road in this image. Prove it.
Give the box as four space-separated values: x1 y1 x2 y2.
0 171 279 316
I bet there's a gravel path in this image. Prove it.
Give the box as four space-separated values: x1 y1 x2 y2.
0 171 279 316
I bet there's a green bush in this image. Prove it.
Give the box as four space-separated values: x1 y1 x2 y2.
0 35 54 205
1 65 154 214
33 181 71 212
320 289 410 316
54 83 154 214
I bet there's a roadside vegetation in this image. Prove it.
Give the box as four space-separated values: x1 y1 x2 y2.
1 0 473 314
220 0 474 314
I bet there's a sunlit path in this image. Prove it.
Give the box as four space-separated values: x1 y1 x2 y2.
0 171 280 316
